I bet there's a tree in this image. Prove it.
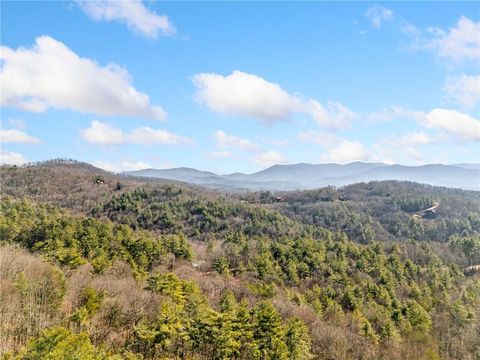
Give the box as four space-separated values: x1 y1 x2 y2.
406 301 432 332
252 302 288 360
15 326 103 360
449 233 480 266
284 318 313 360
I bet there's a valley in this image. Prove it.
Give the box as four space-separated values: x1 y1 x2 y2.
1 160 479 359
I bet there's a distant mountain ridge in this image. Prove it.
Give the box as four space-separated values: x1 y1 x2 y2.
125 162 480 191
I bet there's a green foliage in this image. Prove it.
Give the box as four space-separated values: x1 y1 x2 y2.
136 275 313 360
252 302 289 359
95 186 314 242
212 256 230 275
147 273 190 304
449 232 480 266
405 301 432 332
70 287 105 327
256 182 480 244
285 318 314 360
14 326 103 360
2 164 480 359
0 198 192 274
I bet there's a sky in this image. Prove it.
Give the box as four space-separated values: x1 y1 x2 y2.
1 1 479 174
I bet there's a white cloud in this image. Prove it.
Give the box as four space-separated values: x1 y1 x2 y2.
0 149 28 165
0 36 166 120
427 17 480 63
253 150 288 167
321 139 370 164
92 159 152 173
130 127 192 145
193 70 354 128
81 121 125 144
299 130 370 164
308 100 355 129
213 130 259 152
387 132 441 150
81 120 192 145
208 150 232 159
77 0 175 38
299 126 454 165
444 74 480 108
0 129 41 144
193 71 303 123
372 132 441 164
365 5 394 27
418 108 480 141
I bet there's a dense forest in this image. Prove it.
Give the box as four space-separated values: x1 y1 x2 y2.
1 160 480 359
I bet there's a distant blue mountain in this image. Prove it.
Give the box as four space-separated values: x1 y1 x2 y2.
124 162 480 191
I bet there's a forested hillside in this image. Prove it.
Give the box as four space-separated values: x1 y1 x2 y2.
242 182 480 245
1 160 480 359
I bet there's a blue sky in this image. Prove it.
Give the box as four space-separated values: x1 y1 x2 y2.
1 1 479 174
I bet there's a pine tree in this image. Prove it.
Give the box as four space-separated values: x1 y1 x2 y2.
252 302 288 360
284 318 313 360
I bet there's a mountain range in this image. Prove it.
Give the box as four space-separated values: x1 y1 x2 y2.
124 162 480 191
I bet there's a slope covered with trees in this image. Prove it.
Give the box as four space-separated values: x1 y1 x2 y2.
1 160 480 359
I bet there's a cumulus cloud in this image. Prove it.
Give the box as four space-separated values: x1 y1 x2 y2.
0 36 166 120
418 108 480 141
444 74 480 108
0 149 28 165
81 121 125 144
299 130 370 164
77 0 175 38
253 151 288 167
321 140 370 164
193 71 303 123
427 17 480 63
92 159 152 173
193 70 354 128
0 129 41 144
213 130 259 152
81 121 192 145
365 5 394 27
